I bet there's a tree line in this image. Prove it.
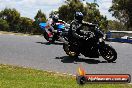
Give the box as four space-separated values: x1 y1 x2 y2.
0 0 131 35
0 8 46 34
109 0 132 31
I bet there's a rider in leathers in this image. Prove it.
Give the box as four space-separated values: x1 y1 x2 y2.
68 12 96 43
47 15 68 43
68 12 98 57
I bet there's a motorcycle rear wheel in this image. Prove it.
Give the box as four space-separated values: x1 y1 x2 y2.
100 44 117 62
63 43 79 57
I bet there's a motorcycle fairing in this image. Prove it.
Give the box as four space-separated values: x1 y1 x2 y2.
39 23 47 30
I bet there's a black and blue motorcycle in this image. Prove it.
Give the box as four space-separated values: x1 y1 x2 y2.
63 24 117 62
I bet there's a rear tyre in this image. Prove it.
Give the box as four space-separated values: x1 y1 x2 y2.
63 43 79 57
100 44 117 62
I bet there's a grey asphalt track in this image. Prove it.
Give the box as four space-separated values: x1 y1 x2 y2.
0 34 132 77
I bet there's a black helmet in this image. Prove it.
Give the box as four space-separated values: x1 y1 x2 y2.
52 15 59 22
75 12 83 22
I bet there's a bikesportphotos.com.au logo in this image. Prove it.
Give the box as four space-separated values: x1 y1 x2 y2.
76 66 131 85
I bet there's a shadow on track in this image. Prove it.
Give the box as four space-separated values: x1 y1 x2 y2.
55 56 116 64
36 42 63 45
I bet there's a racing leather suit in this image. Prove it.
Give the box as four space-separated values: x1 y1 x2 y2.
68 20 96 43
68 20 99 57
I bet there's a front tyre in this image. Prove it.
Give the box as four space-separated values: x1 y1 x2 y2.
99 44 117 62
43 32 56 43
63 43 79 57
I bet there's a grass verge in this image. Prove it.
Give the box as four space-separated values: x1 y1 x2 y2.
0 64 131 88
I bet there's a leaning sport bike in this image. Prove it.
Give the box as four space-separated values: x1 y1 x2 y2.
39 21 69 43
63 24 117 62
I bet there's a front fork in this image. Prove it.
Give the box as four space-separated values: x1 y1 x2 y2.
99 38 105 46
98 38 105 55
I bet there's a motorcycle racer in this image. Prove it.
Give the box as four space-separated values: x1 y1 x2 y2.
46 14 68 43
68 12 96 43
68 12 98 57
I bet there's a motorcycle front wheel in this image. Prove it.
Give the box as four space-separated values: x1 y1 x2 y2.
43 32 56 43
43 32 49 41
99 44 117 62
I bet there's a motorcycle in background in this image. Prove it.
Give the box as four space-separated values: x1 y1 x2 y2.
39 22 69 43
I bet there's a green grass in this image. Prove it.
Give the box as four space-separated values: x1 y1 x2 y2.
0 64 131 88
